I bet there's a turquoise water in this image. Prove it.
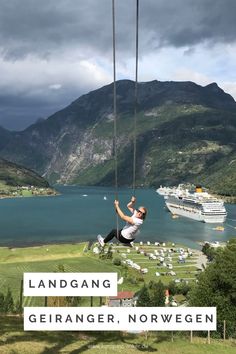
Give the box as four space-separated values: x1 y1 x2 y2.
0 186 235 249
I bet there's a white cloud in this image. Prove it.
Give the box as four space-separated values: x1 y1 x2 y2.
172 68 213 86
49 84 62 90
221 82 236 100
0 51 111 99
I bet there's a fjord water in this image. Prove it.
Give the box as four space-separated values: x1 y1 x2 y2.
0 186 235 249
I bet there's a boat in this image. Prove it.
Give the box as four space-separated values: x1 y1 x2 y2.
156 185 174 196
156 184 188 198
213 226 225 231
165 185 227 223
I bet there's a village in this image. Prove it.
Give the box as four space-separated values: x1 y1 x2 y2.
0 185 57 198
91 241 209 308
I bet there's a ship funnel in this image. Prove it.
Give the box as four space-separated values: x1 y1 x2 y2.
195 185 202 193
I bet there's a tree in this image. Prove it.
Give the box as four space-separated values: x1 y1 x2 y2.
168 281 178 296
57 264 65 272
4 288 14 313
0 292 5 313
15 300 23 314
137 280 166 307
148 280 165 306
202 243 217 261
177 282 191 296
189 238 236 337
136 285 150 307
112 257 121 266
106 245 113 259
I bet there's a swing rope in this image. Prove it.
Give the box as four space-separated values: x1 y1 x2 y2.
132 0 139 197
112 0 119 235
112 0 139 235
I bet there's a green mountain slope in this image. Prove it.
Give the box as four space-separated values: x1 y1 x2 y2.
0 80 235 196
0 158 50 188
73 103 236 196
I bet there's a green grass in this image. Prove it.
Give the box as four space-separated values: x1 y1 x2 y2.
109 243 199 284
0 242 122 306
0 243 86 263
21 190 33 197
0 316 236 354
0 241 200 302
0 181 12 193
0 242 234 353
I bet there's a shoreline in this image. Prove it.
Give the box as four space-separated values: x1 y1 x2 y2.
0 233 231 251
0 239 209 272
0 238 204 251
0 190 59 200
0 238 89 249
213 194 236 204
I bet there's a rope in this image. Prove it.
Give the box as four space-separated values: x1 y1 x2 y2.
112 0 118 198
112 0 139 236
112 0 119 235
132 0 139 196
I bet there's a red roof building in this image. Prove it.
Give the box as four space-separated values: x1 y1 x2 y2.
108 291 135 307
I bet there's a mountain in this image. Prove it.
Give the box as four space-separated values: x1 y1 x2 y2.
0 126 12 150
0 79 235 196
0 157 50 188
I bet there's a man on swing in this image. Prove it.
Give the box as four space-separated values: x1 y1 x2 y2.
97 196 147 247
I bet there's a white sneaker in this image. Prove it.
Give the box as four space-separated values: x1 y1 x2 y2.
97 235 105 247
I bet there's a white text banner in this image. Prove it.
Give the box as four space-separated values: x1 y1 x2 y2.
24 307 217 331
24 273 117 296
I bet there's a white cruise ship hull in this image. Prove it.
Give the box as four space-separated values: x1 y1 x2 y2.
166 202 203 221
166 201 227 223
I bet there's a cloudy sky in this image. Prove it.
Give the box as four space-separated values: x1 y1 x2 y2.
0 0 236 130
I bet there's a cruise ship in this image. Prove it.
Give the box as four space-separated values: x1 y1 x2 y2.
156 185 174 196
156 184 188 199
156 186 172 196
164 186 227 223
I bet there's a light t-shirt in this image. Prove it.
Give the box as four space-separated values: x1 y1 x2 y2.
121 214 143 240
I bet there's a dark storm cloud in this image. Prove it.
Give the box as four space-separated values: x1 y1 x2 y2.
0 85 85 131
0 0 235 131
0 0 114 60
0 0 235 61
141 0 236 48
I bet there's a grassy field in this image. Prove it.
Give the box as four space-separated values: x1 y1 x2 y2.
0 241 201 306
0 241 234 353
0 316 236 354
109 242 200 285
0 242 120 306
